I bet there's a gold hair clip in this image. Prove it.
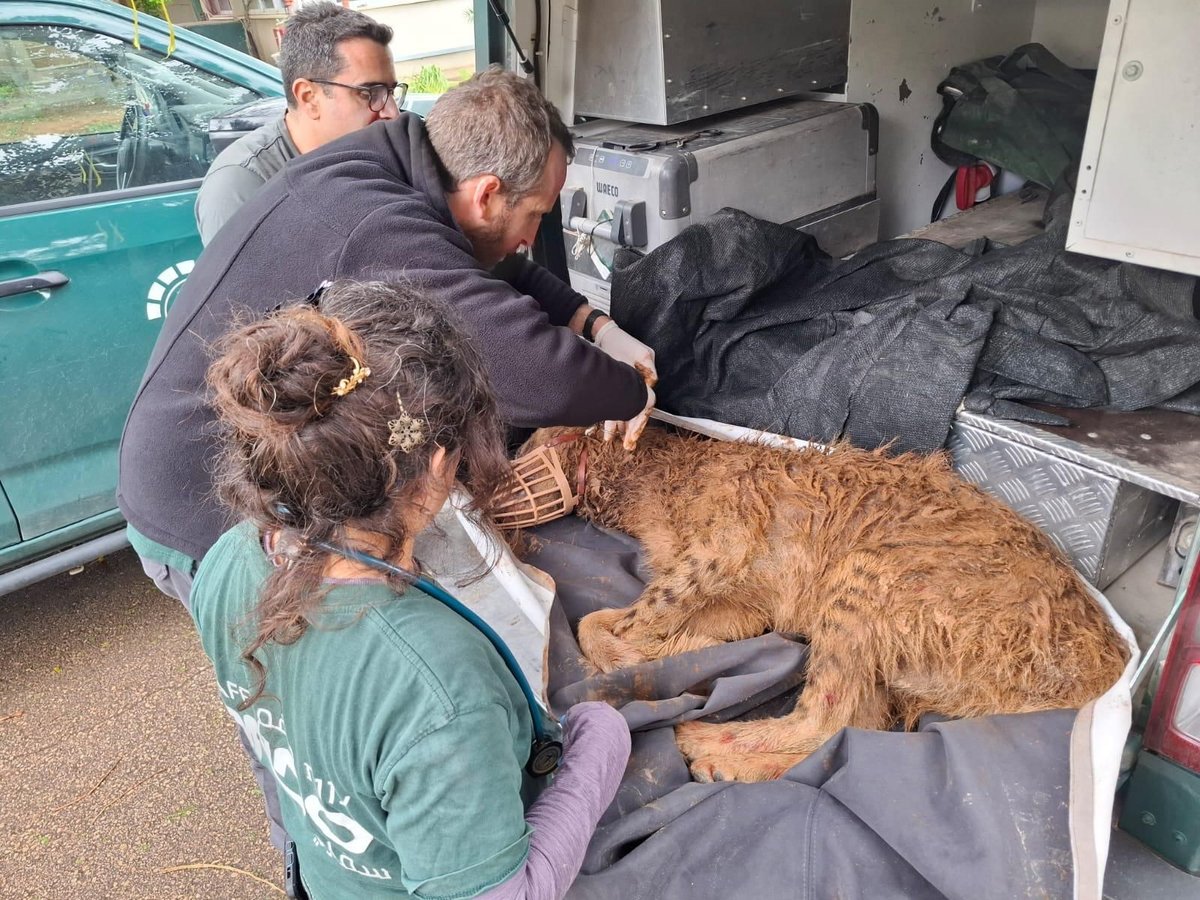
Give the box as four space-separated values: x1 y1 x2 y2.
388 397 427 453
332 356 371 397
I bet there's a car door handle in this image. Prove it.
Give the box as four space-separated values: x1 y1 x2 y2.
0 272 70 299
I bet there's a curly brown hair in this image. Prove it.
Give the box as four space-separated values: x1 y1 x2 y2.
206 280 510 708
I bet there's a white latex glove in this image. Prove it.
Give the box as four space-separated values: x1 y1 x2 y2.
603 384 656 451
593 321 658 383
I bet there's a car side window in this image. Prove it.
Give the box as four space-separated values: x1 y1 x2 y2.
0 24 259 209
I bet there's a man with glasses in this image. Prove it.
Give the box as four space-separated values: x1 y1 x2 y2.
194 3 399 244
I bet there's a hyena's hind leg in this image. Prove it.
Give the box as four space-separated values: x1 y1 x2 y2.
675 612 891 782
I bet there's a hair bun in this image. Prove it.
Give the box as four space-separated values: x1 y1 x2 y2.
209 307 365 438
209 281 508 561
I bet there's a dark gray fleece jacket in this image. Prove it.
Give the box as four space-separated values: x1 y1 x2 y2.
117 114 646 561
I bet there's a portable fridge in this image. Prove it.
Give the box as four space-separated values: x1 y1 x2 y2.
561 98 879 308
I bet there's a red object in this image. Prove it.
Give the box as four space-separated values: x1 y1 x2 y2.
1143 555 1200 772
272 23 287 50
955 164 995 211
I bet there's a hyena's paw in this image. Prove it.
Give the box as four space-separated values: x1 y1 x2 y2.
685 751 801 783
674 721 804 783
674 720 735 761
577 607 648 674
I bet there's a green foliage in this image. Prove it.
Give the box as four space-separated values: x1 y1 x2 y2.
408 64 450 95
116 0 168 19
446 66 475 88
0 82 16 101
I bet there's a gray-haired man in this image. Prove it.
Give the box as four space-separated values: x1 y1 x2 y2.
123 67 655 591
194 3 399 244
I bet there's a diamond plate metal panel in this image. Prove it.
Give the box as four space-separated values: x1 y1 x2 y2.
947 422 1121 583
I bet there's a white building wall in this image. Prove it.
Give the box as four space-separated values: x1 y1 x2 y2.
844 1 1038 238
1032 0 1110 68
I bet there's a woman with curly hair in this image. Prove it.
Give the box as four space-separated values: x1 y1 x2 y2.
192 279 629 899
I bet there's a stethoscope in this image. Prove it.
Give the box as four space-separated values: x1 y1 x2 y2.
314 540 564 778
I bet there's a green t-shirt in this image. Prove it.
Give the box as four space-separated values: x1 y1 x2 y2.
191 522 537 899
126 523 197 576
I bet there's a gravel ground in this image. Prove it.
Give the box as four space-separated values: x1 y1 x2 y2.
0 549 280 899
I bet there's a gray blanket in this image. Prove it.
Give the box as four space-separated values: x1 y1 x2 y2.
609 200 1200 454
527 517 1079 900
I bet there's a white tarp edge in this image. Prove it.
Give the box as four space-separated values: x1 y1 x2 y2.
1071 586 1140 900
422 490 556 708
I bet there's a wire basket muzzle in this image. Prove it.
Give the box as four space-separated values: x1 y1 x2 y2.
493 444 579 528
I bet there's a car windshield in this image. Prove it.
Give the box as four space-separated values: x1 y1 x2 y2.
0 24 260 207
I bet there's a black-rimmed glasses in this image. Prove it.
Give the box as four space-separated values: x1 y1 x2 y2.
310 79 408 112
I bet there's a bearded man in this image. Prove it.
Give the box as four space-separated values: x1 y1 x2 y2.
119 67 653 597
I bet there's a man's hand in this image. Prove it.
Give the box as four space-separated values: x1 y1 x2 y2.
592 320 657 384
574 311 656 449
623 383 655 450
602 375 656 451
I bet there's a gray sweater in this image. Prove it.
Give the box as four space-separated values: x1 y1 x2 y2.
118 114 647 561
194 115 299 245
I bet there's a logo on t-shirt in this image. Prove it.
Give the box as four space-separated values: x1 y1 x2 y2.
219 680 392 882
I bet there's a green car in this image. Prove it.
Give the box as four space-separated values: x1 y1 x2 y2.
0 0 282 594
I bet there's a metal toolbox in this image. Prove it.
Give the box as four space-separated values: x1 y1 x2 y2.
573 0 850 125
947 412 1179 588
562 98 879 308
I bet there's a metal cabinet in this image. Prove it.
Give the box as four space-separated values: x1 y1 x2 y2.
1066 0 1200 276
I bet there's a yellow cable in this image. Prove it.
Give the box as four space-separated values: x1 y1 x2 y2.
161 0 176 57
130 0 140 50
77 153 102 189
